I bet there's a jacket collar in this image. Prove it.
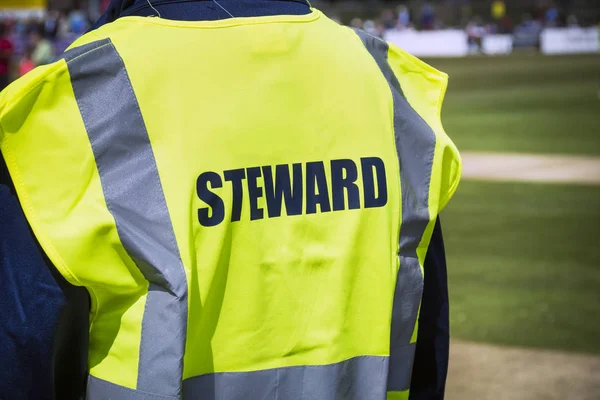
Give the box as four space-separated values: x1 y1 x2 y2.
91 0 311 30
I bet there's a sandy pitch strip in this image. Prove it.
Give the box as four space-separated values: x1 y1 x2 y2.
461 152 600 185
446 341 600 400
450 153 600 399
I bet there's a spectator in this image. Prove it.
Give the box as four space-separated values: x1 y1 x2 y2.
68 10 89 34
420 2 435 30
19 47 35 77
380 9 397 30
56 11 70 39
466 17 485 53
9 20 29 59
498 15 514 34
543 0 560 27
0 23 14 91
350 18 364 29
513 13 543 48
397 5 411 30
44 11 60 40
30 26 54 67
491 0 506 21
363 20 383 37
375 21 387 37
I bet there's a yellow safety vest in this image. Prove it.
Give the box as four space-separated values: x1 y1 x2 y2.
0 9 460 400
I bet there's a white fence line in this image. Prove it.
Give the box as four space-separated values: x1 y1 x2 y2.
384 27 599 57
384 30 469 57
540 27 600 55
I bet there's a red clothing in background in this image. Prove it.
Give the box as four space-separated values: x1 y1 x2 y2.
0 37 14 75
19 59 34 76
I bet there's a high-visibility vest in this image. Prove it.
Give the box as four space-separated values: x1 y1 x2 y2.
0 9 461 400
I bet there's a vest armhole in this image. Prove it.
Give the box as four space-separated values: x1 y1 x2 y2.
434 76 461 213
386 43 461 214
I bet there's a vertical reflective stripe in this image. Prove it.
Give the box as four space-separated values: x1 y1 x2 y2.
183 356 389 400
65 40 188 397
352 29 436 392
387 343 416 392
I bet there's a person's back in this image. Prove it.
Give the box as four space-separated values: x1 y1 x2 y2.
0 8 460 400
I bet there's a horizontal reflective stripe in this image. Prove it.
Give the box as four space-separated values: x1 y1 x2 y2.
87 376 178 400
184 356 389 400
87 356 404 399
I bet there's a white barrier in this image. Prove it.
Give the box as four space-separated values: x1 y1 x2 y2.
385 27 599 57
482 34 514 55
384 29 469 57
541 27 599 54
0 8 45 19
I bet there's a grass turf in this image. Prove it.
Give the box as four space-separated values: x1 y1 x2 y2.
424 54 600 155
442 181 600 354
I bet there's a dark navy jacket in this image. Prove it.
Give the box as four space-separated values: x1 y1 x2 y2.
0 1 450 399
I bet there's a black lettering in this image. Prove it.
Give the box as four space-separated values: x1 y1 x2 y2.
197 172 225 227
331 159 360 211
306 161 331 214
361 157 388 208
224 168 246 222
198 157 385 226
263 164 303 217
247 167 264 221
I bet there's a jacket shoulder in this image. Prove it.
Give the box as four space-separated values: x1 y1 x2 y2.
0 32 113 139
0 61 65 131
385 43 461 212
386 40 448 82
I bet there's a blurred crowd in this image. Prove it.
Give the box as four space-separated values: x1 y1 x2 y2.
0 0 597 90
343 0 584 39
0 10 89 89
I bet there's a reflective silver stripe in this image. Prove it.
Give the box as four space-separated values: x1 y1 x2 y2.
87 356 389 400
65 40 188 397
352 29 436 392
87 376 179 400
183 356 389 400
387 342 417 392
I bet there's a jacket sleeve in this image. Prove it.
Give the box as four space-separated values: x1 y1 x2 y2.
409 217 450 400
0 152 89 400
0 184 64 398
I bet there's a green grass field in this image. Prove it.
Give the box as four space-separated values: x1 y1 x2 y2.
426 55 600 155
443 181 600 354
421 55 600 355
